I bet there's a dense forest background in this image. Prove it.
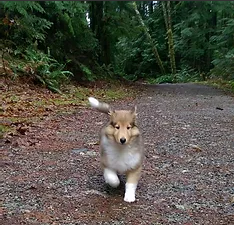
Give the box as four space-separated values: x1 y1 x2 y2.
0 1 233 92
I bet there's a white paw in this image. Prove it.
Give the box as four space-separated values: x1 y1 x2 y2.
103 168 120 188
88 97 99 108
124 183 137 203
124 192 136 202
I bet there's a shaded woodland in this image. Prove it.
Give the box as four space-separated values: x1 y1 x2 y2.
0 1 233 92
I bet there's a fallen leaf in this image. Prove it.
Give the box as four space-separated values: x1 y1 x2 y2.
87 141 99 146
231 195 234 205
17 125 29 135
189 144 202 152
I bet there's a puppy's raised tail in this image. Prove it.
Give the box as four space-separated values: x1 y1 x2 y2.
88 97 111 114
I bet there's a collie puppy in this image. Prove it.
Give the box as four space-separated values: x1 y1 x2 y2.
88 97 144 202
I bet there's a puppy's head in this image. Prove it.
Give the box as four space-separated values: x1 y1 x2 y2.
107 106 140 145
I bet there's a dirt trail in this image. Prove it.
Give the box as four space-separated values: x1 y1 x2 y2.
1 83 234 225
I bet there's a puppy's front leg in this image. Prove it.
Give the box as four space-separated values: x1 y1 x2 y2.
103 168 120 188
124 166 142 202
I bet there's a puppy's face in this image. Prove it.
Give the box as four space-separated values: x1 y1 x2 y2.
106 109 140 145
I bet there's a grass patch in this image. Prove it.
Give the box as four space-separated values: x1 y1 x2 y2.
0 124 11 138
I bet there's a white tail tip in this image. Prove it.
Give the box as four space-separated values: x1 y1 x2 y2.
88 97 99 108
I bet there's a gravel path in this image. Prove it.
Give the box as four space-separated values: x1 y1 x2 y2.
1 83 234 225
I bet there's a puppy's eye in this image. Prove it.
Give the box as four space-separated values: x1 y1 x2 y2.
127 126 131 130
115 125 120 129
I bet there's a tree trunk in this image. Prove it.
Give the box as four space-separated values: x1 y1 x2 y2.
132 2 165 74
149 1 154 15
162 1 176 76
206 11 217 73
89 2 111 66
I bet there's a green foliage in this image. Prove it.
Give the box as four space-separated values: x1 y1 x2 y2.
175 66 201 83
0 1 98 85
147 75 174 84
115 36 146 80
3 1 45 15
202 79 234 93
12 47 73 93
79 63 96 82
43 1 97 53
173 1 214 72
210 49 234 81
114 2 168 80
209 16 234 81
0 1 233 89
147 66 201 84
40 1 98 81
1 1 52 44
36 62 73 94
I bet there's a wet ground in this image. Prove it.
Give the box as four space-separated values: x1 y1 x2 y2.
1 83 234 224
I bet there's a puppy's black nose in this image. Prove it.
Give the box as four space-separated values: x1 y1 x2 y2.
120 137 126 144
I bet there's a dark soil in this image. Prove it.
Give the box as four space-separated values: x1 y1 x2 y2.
1 83 234 225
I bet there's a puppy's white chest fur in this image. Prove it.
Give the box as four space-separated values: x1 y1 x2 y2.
101 135 141 173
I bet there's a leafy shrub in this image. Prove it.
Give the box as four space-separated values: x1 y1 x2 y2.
147 66 201 84
210 49 234 81
11 47 73 93
79 63 96 81
1 1 52 45
147 74 174 84
175 66 201 83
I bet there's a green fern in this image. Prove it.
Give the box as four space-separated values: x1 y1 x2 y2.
2 1 52 44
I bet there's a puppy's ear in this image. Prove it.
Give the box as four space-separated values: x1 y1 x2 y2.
108 109 115 116
131 105 137 116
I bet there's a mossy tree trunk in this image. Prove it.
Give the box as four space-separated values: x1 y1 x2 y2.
132 2 165 74
162 1 176 77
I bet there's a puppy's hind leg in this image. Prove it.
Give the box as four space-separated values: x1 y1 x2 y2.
103 168 120 188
